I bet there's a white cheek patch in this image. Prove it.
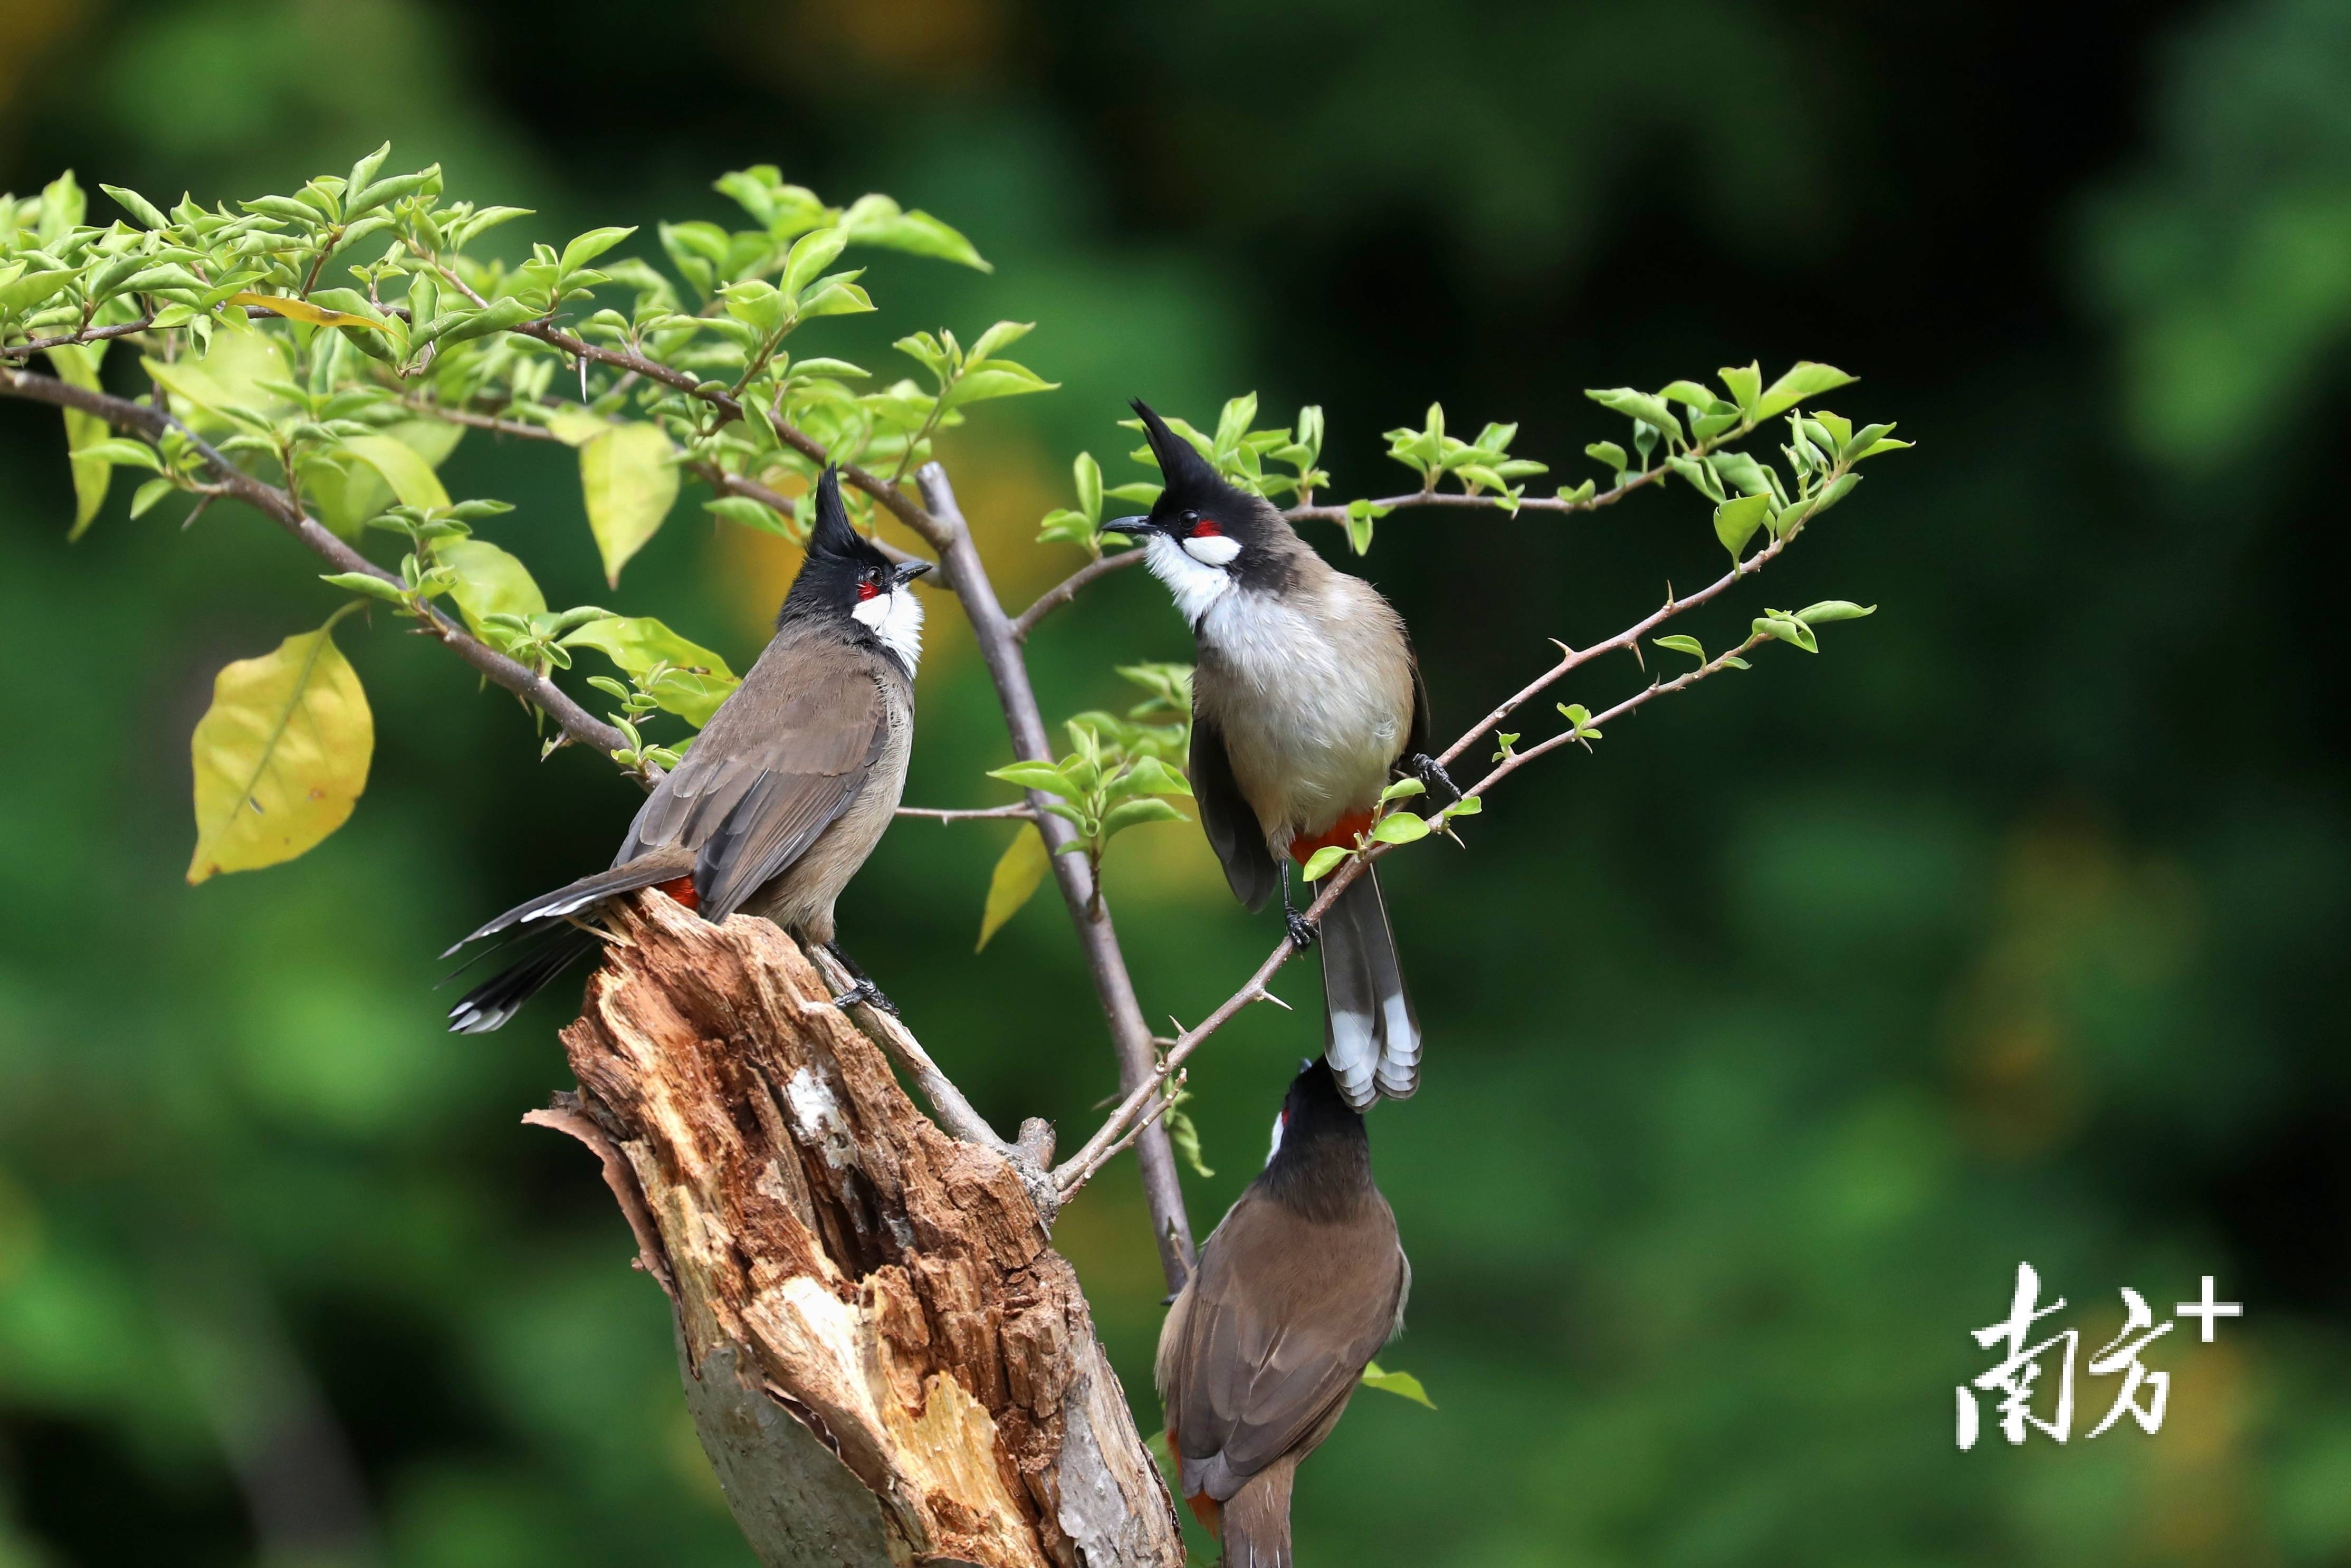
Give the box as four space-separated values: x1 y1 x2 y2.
1264 1111 1286 1167
1182 532 1240 567
853 588 925 671
1143 532 1236 626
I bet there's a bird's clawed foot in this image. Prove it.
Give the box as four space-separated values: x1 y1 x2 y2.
824 941 900 1016
829 978 901 1016
1408 751 1463 806
1285 906 1320 949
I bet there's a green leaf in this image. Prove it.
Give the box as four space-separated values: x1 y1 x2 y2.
579 423 680 587
1718 361 1762 415
1379 777 1426 804
1360 1362 1436 1408
1753 615 1818 653
1752 361 1857 422
1584 388 1683 444
976 824 1049 951
1557 703 1602 740
0 269 74 314
987 760 1080 800
1585 440 1628 473
1370 811 1430 845
1659 379 1716 409
1102 798 1184 837
318 571 409 605
1299 844 1351 881
341 434 451 511
1439 793 1483 819
45 344 110 539
704 495 796 538
560 615 738 728
1654 634 1706 660
99 183 168 230
437 539 546 634
1164 1096 1214 1179
1794 600 1877 625
560 226 637 273
1072 451 1103 524
187 616 372 884
1713 491 1773 559
838 194 990 271
544 406 610 446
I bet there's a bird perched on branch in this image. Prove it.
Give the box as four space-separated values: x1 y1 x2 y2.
1114 400 1448 1107
444 466 929 1032
1157 1057 1411 1566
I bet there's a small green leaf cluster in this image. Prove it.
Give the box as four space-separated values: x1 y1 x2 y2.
1037 450 1165 554
1383 404 1550 514
988 722 1194 864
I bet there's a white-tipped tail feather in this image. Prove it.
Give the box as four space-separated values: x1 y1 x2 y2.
1317 867 1419 1109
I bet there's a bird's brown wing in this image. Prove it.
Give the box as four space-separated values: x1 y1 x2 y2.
615 636 891 919
1404 647 1433 763
1168 1191 1405 1500
1190 709 1279 913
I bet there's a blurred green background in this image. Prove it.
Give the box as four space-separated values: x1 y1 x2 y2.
5 0 2350 1563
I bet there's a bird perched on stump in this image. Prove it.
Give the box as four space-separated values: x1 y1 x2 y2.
1114 400 1451 1108
444 466 929 1031
1157 1057 1410 1566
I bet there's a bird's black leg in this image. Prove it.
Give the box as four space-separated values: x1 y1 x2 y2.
1407 751 1463 806
825 941 900 1016
1281 865 1318 949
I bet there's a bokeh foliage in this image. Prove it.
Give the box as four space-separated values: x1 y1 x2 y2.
2 1 2347 1565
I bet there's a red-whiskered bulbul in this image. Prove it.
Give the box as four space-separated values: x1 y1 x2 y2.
445 466 929 1032
1113 402 1452 1108
1156 1057 1411 1566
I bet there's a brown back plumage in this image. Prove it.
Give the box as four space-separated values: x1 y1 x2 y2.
1155 1062 1408 1565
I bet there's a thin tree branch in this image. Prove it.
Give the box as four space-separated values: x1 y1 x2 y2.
909 462 1197 1289
893 803 1039 823
0 364 630 757
1010 549 1145 641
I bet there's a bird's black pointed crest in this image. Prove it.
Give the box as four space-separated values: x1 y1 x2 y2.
807 466 884 565
779 466 892 625
1131 398 1227 502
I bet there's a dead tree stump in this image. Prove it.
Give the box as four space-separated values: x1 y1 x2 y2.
532 893 1183 1567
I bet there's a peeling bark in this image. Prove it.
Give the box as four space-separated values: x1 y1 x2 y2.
537 894 1183 1567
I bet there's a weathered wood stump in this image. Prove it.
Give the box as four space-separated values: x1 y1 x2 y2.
529 893 1183 1567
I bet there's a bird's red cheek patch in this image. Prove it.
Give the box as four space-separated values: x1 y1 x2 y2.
1189 518 1222 538
655 875 701 912
856 581 882 601
1288 811 1375 864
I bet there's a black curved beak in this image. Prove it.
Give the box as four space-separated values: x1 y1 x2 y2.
890 559 934 587
1105 513 1154 537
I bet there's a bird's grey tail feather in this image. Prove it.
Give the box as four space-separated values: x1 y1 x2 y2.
446 925 598 1034
443 857 689 955
1318 865 1419 1110
1219 1460 1297 1568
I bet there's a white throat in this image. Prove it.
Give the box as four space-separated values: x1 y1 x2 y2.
1143 531 1236 626
852 586 925 671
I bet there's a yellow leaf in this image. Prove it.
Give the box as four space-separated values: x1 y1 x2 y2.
341 433 451 510
187 616 373 884
230 291 388 332
544 406 609 447
580 422 679 586
976 824 1048 951
45 342 109 538
1359 1362 1436 1409
438 539 546 633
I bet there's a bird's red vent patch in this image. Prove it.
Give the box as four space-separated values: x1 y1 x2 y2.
1288 811 1375 864
654 875 700 911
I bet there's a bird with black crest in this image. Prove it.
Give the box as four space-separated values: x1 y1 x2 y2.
444 465 930 1031
1112 400 1452 1108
